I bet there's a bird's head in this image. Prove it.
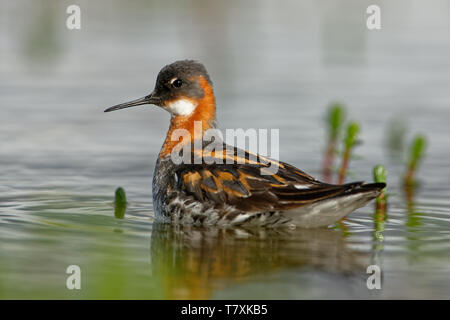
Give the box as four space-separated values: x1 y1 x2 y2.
104 60 215 118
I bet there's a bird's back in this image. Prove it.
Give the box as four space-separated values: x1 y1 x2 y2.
152 142 385 227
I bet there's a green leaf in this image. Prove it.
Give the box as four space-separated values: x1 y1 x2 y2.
409 135 427 168
344 121 360 149
114 187 127 219
326 103 346 139
373 165 386 184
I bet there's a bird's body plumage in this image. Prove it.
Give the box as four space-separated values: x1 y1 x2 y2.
152 140 384 227
105 60 385 228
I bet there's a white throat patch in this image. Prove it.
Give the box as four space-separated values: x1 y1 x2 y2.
166 99 197 116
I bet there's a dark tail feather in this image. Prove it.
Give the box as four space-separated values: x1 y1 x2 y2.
345 182 386 198
359 182 386 191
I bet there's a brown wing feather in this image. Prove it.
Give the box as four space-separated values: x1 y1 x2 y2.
175 145 365 213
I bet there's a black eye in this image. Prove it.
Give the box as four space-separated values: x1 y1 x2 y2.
172 79 182 88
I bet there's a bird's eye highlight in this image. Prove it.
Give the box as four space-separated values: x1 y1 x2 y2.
172 79 182 88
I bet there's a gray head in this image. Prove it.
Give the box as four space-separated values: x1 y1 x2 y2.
104 60 214 116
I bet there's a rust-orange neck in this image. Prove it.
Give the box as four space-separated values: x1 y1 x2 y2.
160 77 216 158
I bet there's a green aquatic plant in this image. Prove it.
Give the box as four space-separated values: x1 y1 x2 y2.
372 164 387 247
114 187 127 219
338 121 360 184
404 178 425 262
385 118 407 161
322 103 346 183
400 135 427 262
373 164 387 212
404 135 427 186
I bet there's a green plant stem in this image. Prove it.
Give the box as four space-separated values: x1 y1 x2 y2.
337 149 350 184
337 122 359 185
322 104 345 183
322 139 336 183
373 165 387 213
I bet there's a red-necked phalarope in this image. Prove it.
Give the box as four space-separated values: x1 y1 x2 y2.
105 60 385 228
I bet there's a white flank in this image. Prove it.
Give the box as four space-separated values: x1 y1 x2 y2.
285 192 376 228
166 99 197 116
294 184 311 190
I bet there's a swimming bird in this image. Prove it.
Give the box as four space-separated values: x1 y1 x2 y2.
105 60 385 228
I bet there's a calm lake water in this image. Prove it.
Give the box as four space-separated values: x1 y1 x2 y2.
1 0 450 299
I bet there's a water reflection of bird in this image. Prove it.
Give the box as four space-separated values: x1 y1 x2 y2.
150 223 366 299
105 60 385 227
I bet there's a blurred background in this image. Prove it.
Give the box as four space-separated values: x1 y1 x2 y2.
1 0 450 299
